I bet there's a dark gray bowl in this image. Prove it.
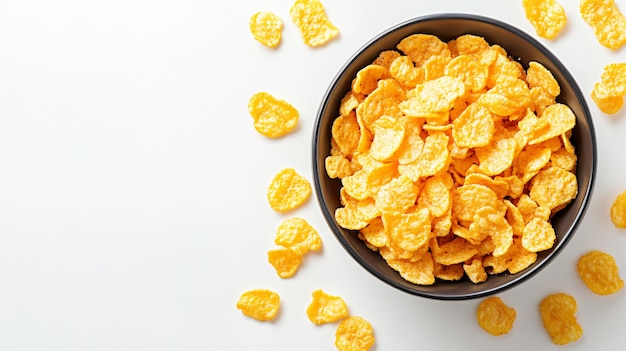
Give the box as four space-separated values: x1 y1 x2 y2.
312 14 597 300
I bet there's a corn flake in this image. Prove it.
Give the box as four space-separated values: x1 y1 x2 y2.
267 168 311 212
274 217 321 255
248 92 299 138
249 11 283 48
591 63 626 114
335 316 375 351
397 34 451 67
289 0 339 47
577 250 624 295
522 0 567 39
540 293 583 345
476 296 516 336
611 189 626 228
236 289 281 321
306 289 349 325
267 248 302 278
581 0 626 50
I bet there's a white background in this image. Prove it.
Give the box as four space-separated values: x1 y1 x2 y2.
0 0 625 350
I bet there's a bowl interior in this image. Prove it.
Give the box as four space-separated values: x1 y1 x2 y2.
313 14 596 300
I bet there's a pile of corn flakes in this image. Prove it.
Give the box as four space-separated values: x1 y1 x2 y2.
327 32 579 285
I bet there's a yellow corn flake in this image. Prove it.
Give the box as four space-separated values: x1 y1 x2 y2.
395 118 425 165
611 189 626 228
580 0 626 50
353 65 389 95
375 175 419 214
335 202 370 230
387 252 435 285
267 168 312 212
372 50 402 70
332 112 360 156
464 173 509 199
577 250 624 295
529 166 578 210
399 76 465 118
236 289 281 321
527 61 561 98
398 132 449 181
452 103 495 148
390 56 424 88
339 92 361 117
452 184 500 222
444 55 488 92
397 34 451 67
475 137 516 176
370 116 405 161
267 248 302 278
478 76 531 117
522 0 567 39
455 34 490 56
529 103 576 145
433 262 465 281
274 217 321 255
335 316 375 351
383 209 432 253
476 296 516 336
248 92 299 138
360 218 387 248
357 79 406 129
289 0 339 47
249 11 283 48
540 293 583 345
325 155 353 179
591 63 626 114
521 217 556 252
417 176 451 218
306 289 349 325
432 237 478 266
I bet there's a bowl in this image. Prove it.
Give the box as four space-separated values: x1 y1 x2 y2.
312 14 597 300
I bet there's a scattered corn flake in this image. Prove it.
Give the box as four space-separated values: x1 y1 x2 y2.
267 248 302 278
522 0 567 40
539 293 583 345
306 289 349 325
249 11 283 48
335 316 375 351
591 63 626 114
289 0 339 47
248 92 299 138
236 289 281 321
476 296 516 336
611 189 626 228
577 250 624 295
274 217 321 255
267 168 311 212
580 0 626 50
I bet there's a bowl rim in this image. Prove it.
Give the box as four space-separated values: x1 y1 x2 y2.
312 13 597 300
